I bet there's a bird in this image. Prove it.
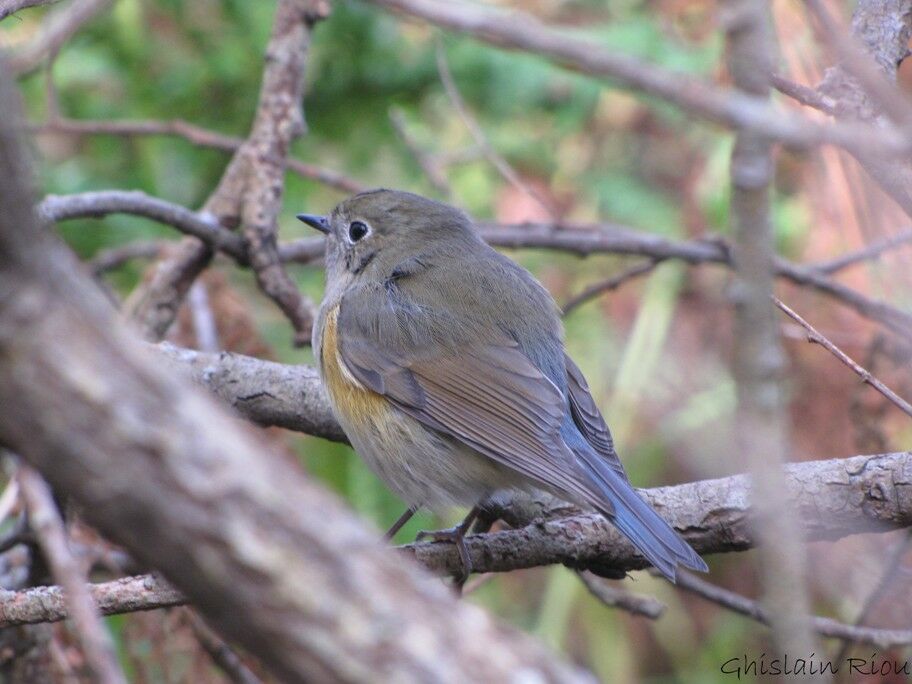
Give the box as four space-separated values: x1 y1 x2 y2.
298 189 707 583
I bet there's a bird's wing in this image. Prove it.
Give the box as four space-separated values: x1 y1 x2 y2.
563 353 629 483
337 285 602 506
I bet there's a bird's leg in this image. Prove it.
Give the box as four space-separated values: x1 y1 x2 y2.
383 506 417 542
416 505 481 590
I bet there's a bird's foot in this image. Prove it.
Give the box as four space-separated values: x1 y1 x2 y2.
416 525 473 590
415 506 480 592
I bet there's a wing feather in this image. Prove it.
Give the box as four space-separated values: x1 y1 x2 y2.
337 290 598 504
564 353 628 482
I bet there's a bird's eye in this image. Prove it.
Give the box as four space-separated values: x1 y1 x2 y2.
348 221 369 242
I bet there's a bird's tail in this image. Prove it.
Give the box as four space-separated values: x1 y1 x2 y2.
575 447 707 582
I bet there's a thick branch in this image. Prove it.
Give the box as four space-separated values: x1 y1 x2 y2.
403 451 912 578
156 342 345 443
0 61 586 684
148 345 912 578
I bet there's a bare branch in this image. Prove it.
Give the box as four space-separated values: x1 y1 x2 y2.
0 575 185 628
810 228 912 274
774 297 912 418
155 342 346 443
0 58 588 684
8 0 111 76
561 259 660 316
404 451 912 578
88 240 166 275
39 189 912 339
362 0 912 158
436 41 553 217
38 191 248 261
673 571 912 650
725 0 817 661
815 1 912 222
806 0 912 126
388 107 452 197
771 73 837 115
124 0 328 345
0 0 57 22
185 609 263 684
18 467 126 684
577 572 666 620
29 118 366 193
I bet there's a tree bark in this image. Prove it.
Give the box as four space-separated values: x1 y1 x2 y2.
0 65 586 684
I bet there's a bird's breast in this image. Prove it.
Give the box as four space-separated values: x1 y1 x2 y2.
319 305 390 428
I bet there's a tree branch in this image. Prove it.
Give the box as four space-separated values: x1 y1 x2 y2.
0 0 57 22
123 0 327 345
8 0 111 77
38 189 912 339
0 64 584 682
725 0 818 660
29 118 367 194
402 451 912 578
361 0 912 158
0 575 186 627
673 570 912 650
156 342 345 443
18 467 126 684
775 297 912 418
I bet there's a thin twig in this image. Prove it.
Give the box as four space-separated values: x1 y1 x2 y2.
577 571 666 620
561 259 661 316
29 118 367 194
774 296 912 418
89 240 166 274
388 107 452 197
18 467 126 684
185 609 263 684
435 40 554 218
833 530 912 663
770 73 837 115
811 228 912 274
672 570 912 650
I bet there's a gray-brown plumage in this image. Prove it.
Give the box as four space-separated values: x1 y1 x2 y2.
301 189 707 581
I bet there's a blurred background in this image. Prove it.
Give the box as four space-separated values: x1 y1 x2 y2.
3 0 912 680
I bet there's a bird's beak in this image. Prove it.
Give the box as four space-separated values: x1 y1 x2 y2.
296 214 330 234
